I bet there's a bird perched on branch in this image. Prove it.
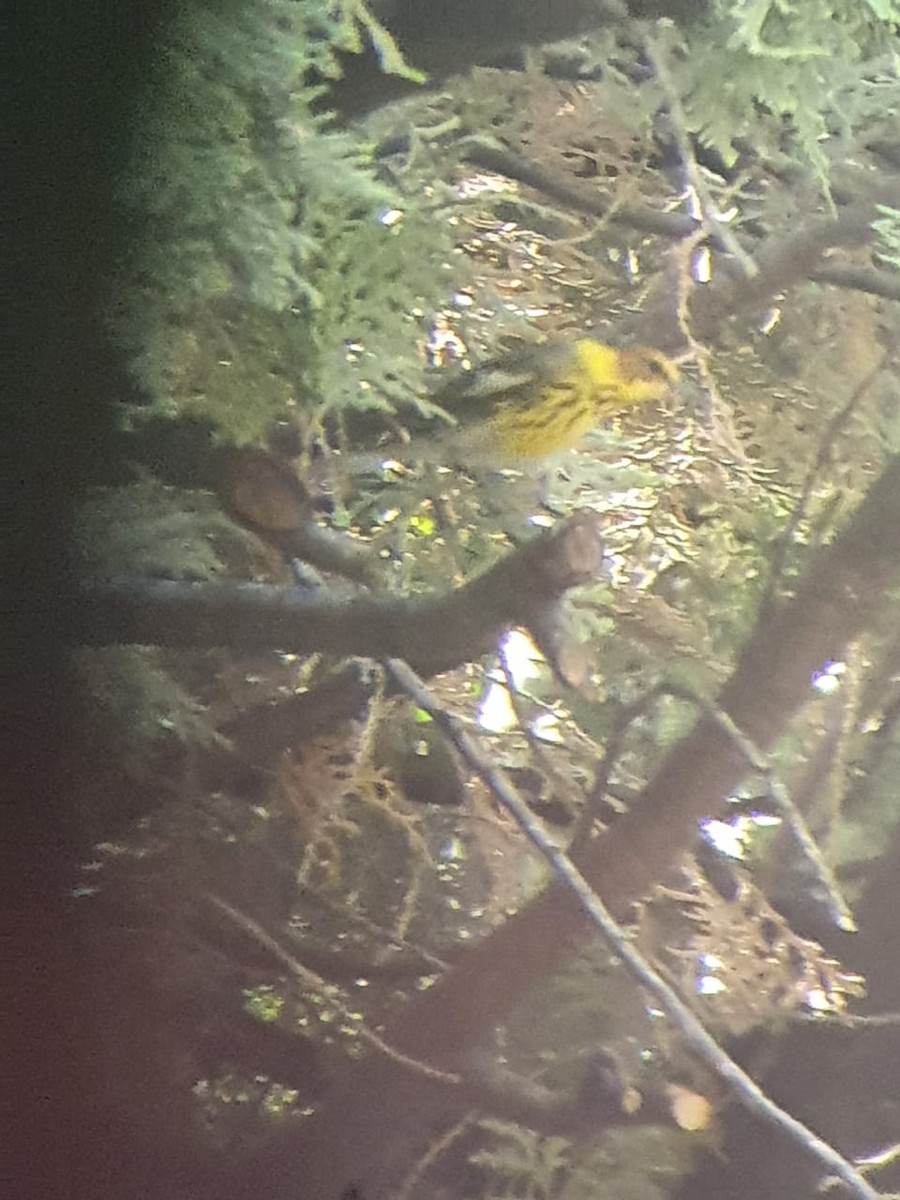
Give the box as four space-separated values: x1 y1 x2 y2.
365 337 680 471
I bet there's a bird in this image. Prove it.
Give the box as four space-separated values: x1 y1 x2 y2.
363 337 679 471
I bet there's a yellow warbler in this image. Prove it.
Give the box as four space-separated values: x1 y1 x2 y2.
388 338 679 468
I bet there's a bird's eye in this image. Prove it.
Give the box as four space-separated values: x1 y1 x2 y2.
646 356 670 379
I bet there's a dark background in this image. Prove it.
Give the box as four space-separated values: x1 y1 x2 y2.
8 3 175 1195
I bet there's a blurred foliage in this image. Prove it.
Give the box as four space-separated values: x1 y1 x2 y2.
472 1120 696 1200
556 1125 697 1200
331 0 427 82
75 478 260 582
192 1072 304 1150
75 644 224 776
243 984 286 1023
113 0 454 444
73 481 256 771
471 1121 571 1200
663 0 900 184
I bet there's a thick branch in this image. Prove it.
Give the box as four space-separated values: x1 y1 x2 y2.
254 455 900 1199
74 511 604 677
387 660 877 1199
687 204 876 340
388 455 900 1061
811 262 900 303
461 136 700 240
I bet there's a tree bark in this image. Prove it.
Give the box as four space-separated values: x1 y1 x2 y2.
74 510 605 677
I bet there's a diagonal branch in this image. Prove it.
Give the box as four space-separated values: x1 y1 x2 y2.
203 892 461 1085
387 455 900 1060
387 658 879 1200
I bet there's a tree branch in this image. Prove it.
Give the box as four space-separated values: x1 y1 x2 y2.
74 510 604 677
386 658 879 1199
387 455 900 1061
461 136 898 344
687 204 876 341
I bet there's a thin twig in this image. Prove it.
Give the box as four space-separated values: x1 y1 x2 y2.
764 357 888 609
494 641 583 822
396 1114 476 1200
203 891 461 1085
643 27 758 279
794 1011 900 1029
572 686 666 850
385 658 879 1200
663 685 856 933
303 886 449 976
